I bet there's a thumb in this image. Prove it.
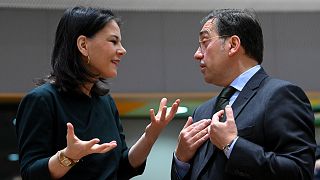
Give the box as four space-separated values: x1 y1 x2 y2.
66 122 76 139
183 116 193 129
225 105 235 122
211 109 224 119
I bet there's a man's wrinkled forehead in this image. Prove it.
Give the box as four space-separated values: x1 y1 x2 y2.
200 18 216 37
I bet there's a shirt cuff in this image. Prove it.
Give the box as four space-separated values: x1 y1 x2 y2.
224 136 239 159
173 152 190 178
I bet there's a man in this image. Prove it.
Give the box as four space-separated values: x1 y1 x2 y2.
171 9 316 180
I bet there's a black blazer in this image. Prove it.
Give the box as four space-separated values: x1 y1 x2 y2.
171 68 316 180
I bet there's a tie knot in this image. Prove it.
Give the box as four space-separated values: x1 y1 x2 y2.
219 86 237 100
214 86 237 119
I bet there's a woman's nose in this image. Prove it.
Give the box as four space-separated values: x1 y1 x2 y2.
117 45 127 56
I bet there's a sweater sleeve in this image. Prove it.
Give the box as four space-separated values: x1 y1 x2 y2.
107 95 146 179
16 91 55 180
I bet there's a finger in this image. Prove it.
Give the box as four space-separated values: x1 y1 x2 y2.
109 140 117 144
193 127 209 141
170 99 181 114
149 108 157 124
192 133 210 149
158 98 168 113
211 110 224 124
174 99 181 105
211 114 223 128
92 141 117 153
86 138 101 148
186 119 211 136
186 119 210 130
166 100 180 120
225 105 235 122
66 122 75 139
183 116 193 129
211 114 220 126
99 144 117 153
101 145 117 153
100 143 117 153
160 106 167 121
212 110 224 117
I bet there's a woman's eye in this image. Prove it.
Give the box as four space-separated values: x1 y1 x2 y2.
110 40 117 44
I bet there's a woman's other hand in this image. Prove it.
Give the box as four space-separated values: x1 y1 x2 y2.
63 122 117 160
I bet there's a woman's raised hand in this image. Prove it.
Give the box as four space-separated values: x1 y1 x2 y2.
146 98 180 138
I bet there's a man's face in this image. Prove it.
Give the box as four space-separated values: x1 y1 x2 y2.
194 19 231 86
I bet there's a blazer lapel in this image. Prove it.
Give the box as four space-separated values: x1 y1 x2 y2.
194 68 269 178
193 98 217 178
195 140 215 178
232 68 268 119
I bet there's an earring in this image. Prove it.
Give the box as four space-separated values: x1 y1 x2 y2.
87 55 90 64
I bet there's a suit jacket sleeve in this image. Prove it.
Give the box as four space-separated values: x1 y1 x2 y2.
171 154 193 180
225 83 316 180
171 155 182 180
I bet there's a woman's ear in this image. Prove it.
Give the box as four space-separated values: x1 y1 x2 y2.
77 35 88 56
228 35 241 56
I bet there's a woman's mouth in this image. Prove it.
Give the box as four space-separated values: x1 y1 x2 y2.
111 59 120 66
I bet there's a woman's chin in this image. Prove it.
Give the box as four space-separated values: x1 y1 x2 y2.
102 72 117 79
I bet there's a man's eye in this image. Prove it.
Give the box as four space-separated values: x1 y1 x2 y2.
201 39 209 45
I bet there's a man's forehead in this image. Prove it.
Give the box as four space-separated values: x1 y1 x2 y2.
200 18 216 36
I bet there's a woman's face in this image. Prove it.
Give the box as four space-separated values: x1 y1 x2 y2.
85 20 126 79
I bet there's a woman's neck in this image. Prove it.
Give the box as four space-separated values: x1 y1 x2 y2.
80 83 94 97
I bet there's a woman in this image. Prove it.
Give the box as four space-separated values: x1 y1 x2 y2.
16 6 180 179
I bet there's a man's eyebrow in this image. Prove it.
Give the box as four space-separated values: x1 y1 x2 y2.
199 30 210 37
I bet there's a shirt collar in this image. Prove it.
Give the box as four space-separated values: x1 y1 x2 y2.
230 65 261 91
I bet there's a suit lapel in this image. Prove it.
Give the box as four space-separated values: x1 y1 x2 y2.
194 68 269 178
193 98 217 178
232 68 268 119
195 140 215 178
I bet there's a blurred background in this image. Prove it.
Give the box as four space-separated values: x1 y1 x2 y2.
0 0 319 179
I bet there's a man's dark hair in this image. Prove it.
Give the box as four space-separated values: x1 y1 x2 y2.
202 9 264 64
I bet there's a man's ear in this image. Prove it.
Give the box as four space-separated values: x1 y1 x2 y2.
228 35 241 56
77 35 88 56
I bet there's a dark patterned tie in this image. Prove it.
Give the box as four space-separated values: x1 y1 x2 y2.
214 86 237 121
203 86 237 163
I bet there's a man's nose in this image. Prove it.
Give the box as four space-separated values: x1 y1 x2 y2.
194 47 204 61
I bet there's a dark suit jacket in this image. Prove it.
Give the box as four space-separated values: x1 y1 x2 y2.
171 69 316 180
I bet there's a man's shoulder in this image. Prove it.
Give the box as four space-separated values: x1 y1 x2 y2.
261 77 303 93
264 77 293 87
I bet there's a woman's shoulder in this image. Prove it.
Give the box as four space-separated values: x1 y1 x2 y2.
17 83 59 114
98 94 113 105
99 94 118 111
23 83 58 101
